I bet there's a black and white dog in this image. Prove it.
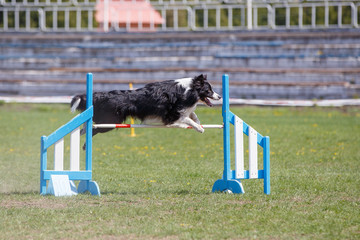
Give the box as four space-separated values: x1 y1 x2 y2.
71 74 221 137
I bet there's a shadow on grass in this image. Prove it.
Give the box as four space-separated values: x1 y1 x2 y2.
99 189 215 196
1 191 40 196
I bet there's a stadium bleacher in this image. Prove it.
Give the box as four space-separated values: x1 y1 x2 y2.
0 30 359 99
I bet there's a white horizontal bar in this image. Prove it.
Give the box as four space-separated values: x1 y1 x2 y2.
93 124 223 129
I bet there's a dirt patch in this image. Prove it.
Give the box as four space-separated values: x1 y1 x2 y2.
0 103 35 112
91 234 179 240
0 198 68 209
226 200 253 205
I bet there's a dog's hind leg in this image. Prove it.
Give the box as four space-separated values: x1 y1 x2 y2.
79 122 113 137
92 127 114 137
82 127 114 150
80 123 87 135
82 111 125 150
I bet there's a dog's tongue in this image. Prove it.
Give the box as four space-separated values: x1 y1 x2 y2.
204 98 213 107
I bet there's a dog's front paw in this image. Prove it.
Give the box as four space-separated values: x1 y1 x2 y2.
180 124 191 129
168 123 189 129
194 125 204 133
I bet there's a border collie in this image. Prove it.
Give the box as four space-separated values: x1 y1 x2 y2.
70 74 221 137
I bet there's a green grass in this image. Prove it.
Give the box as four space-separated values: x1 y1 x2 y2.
0 104 359 239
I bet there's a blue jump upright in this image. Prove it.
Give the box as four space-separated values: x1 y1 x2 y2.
40 73 100 196
212 75 270 194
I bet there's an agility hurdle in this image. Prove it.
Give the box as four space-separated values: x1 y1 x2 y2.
40 73 270 196
212 75 270 194
40 73 100 196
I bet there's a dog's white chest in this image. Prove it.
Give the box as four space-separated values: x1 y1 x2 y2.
181 104 197 117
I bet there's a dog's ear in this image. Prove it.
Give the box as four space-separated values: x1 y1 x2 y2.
194 74 205 84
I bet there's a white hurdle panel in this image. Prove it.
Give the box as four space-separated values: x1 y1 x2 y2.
248 126 258 179
70 127 81 171
234 116 244 179
53 127 81 172
54 138 64 171
234 116 259 179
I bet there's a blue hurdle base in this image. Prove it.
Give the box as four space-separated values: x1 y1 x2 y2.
78 180 101 196
212 179 245 194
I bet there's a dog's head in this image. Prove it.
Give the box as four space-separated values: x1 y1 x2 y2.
193 74 221 107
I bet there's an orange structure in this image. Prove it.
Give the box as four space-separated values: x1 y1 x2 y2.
95 0 164 31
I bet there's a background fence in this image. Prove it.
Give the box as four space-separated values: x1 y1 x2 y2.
1 0 359 32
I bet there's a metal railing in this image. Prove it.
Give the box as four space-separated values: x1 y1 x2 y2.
1 0 359 32
2 0 359 6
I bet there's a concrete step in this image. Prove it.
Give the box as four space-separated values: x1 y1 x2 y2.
1 30 359 99
1 67 359 84
1 81 358 99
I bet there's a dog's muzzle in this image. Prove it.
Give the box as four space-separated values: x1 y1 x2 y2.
203 92 222 107
212 92 221 100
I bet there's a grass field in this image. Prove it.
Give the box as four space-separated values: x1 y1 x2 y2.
0 103 359 239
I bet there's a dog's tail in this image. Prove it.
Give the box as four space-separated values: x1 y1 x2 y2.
70 94 87 113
